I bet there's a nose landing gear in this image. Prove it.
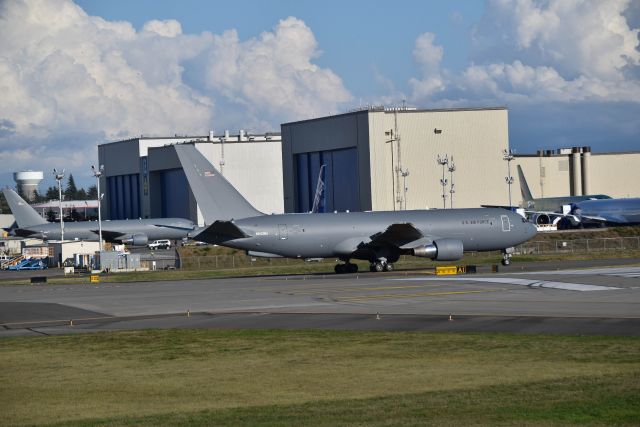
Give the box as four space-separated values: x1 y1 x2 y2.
501 248 514 266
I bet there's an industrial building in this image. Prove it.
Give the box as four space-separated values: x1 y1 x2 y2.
515 147 640 201
97 131 283 225
281 107 510 212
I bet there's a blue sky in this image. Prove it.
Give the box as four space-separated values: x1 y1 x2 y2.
1 0 639 191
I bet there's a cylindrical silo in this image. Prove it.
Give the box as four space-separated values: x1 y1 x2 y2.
581 146 591 195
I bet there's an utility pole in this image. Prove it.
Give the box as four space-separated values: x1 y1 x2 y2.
384 128 396 210
53 169 65 241
91 165 104 252
503 149 515 208
437 154 449 209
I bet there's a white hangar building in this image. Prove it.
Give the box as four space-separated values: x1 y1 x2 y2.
515 147 640 203
97 131 283 226
281 107 511 213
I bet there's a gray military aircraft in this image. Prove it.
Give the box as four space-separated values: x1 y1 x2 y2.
517 166 640 227
2 188 196 245
174 144 537 272
518 165 610 212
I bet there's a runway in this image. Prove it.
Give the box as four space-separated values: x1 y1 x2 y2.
1 259 639 337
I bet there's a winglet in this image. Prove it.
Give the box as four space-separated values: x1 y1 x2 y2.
174 144 262 223
2 188 48 228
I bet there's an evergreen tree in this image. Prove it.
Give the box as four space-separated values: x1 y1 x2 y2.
45 186 58 201
76 188 87 200
32 189 45 203
64 174 78 200
46 209 56 222
87 185 98 200
0 191 9 214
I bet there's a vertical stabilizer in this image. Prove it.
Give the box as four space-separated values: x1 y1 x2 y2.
174 144 262 223
517 165 534 203
2 188 48 228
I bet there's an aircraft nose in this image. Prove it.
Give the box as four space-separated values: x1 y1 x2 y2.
526 222 537 239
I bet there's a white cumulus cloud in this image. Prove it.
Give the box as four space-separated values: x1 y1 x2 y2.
0 1 350 181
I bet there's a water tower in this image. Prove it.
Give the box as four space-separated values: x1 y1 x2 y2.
13 171 44 201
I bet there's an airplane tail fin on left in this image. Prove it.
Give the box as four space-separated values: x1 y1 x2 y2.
174 143 263 224
517 165 534 203
2 188 49 228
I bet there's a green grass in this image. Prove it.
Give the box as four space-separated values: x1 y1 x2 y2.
1 330 639 425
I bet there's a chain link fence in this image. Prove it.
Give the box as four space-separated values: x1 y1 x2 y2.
516 236 640 255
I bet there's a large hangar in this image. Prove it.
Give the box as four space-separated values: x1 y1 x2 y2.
281 107 510 213
98 131 283 225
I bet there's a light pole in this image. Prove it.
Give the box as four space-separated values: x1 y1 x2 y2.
53 168 65 241
448 157 456 209
385 129 396 210
91 165 104 252
437 154 449 209
401 168 409 210
503 149 515 208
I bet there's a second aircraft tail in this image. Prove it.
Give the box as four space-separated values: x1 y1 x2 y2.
2 188 49 228
517 165 534 203
174 143 263 224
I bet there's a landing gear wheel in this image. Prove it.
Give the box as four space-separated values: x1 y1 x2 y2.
370 264 377 272
374 262 385 272
384 263 394 272
501 258 511 266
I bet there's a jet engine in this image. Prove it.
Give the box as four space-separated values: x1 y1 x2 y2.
530 213 551 225
412 238 464 261
121 233 148 246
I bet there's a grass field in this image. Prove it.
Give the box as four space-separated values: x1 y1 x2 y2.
1 330 639 426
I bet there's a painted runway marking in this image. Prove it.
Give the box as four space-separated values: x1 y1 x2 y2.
337 289 499 302
512 267 640 278
391 277 620 291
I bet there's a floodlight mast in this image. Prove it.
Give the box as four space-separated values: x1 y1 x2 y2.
437 154 449 209
503 149 515 208
53 169 65 241
448 158 456 209
91 165 104 252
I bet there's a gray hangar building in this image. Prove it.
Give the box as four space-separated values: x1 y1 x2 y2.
281 107 511 213
97 131 283 226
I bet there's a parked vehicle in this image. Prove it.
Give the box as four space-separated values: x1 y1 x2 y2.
148 239 171 250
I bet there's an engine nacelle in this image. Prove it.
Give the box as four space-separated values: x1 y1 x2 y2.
121 233 148 246
531 213 551 225
412 238 464 261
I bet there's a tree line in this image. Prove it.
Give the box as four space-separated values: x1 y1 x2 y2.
33 174 98 203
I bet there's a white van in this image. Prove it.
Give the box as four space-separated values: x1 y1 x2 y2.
147 239 171 250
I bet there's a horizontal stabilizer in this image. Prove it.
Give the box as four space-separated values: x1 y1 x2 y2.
195 220 249 243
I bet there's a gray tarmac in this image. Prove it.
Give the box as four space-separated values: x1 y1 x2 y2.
1 258 639 337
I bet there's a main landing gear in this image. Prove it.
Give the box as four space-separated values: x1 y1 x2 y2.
334 263 358 274
369 258 394 272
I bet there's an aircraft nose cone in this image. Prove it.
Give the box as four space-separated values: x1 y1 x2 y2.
526 222 537 239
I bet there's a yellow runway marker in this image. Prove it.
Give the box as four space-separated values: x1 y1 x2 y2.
337 289 500 302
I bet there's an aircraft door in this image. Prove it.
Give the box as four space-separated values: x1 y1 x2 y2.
501 215 511 232
278 224 288 240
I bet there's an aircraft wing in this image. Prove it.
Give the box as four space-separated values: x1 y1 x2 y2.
370 223 425 247
95 229 126 242
195 220 249 242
